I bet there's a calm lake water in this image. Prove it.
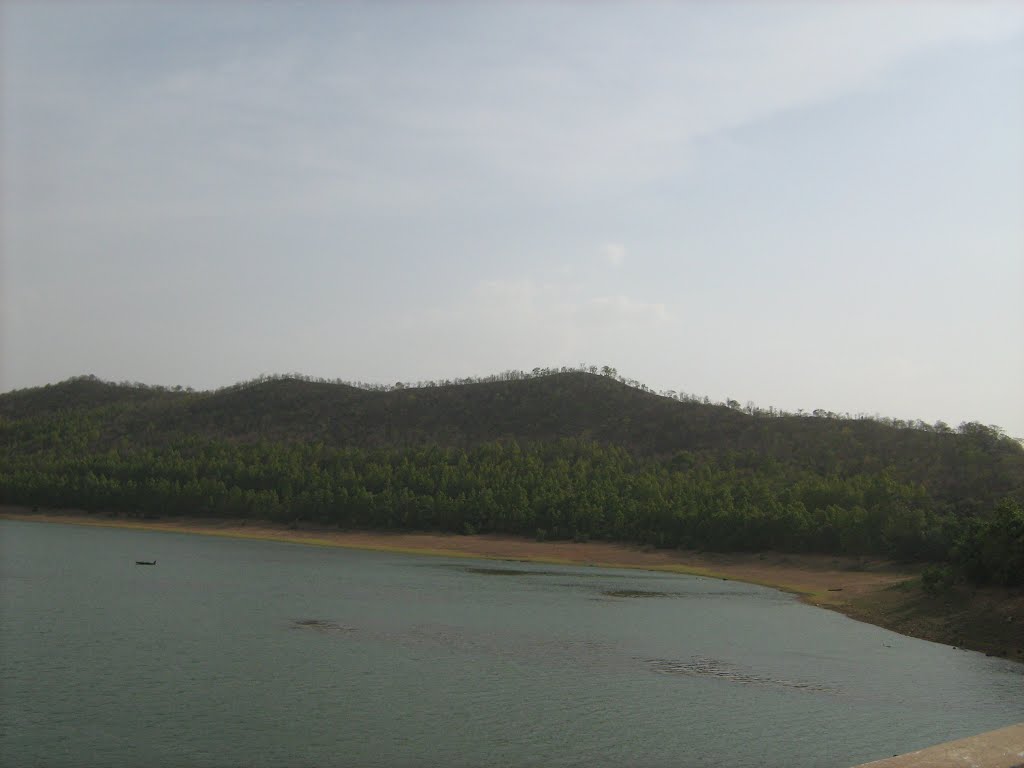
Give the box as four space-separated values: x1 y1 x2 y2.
1 519 1021 768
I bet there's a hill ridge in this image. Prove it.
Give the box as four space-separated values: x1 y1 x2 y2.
4 367 1019 443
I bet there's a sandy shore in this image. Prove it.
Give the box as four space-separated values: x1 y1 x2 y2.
0 507 911 602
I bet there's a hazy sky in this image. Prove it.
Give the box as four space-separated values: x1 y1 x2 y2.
3 2 1023 435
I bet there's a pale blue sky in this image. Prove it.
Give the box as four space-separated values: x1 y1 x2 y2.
2 2 1023 435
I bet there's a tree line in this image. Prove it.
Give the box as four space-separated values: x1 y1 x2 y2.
2 436 1020 586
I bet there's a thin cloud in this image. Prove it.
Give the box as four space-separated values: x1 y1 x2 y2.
582 295 669 325
8 3 1021 223
420 277 671 349
602 243 626 266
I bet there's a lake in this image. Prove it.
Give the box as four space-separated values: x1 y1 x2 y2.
1 519 1021 767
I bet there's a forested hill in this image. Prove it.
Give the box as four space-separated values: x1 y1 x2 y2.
4 371 1022 498
2 371 1022 584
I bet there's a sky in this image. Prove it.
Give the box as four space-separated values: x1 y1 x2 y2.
2 2 1023 436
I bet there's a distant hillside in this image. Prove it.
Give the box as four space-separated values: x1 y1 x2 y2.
2 369 1022 584
3 371 1021 507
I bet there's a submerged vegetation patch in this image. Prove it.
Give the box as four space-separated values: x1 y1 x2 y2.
292 619 354 634
460 566 648 582
464 566 554 576
460 566 582 577
645 656 834 693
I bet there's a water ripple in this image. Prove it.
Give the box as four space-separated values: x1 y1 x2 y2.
643 655 837 693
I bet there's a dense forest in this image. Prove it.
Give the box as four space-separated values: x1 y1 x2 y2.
2 368 1022 586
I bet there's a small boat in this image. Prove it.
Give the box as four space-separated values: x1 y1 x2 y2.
135 560 156 566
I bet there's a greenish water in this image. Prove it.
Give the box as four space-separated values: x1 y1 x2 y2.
1 519 1021 768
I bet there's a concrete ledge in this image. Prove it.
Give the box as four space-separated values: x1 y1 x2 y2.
854 723 1024 768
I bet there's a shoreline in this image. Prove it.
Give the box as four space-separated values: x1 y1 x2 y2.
0 507 909 595
853 722 1024 768
3 507 1021 662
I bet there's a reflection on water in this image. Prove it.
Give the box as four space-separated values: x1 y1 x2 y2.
2 519 1022 768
